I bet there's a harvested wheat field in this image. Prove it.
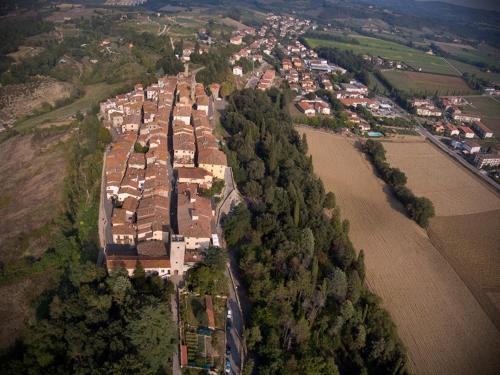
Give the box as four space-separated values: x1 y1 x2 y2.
383 139 500 331
383 140 500 216
299 127 500 375
428 210 500 330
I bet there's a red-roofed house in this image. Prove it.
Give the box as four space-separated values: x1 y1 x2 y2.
297 100 315 117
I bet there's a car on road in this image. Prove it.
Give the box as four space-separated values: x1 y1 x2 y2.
225 359 231 374
227 309 232 320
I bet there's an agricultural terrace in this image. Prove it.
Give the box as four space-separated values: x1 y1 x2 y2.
461 95 500 134
380 70 475 96
300 127 500 375
305 34 457 75
383 139 500 331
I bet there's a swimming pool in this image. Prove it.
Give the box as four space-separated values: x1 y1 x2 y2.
367 131 384 137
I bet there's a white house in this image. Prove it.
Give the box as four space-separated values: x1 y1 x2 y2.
233 66 243 76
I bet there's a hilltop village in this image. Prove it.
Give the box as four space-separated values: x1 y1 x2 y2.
99 74 227 278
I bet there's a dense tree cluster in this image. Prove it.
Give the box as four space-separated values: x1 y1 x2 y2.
303 31 360 45
222 89 408 374
313 46 372 85
364 140 435 227
186 247 229 296
1 264 176 374
191 46 237 87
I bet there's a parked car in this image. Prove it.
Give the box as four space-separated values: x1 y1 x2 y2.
225 359 231 374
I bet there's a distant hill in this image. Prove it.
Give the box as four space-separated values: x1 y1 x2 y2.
416 0 500 12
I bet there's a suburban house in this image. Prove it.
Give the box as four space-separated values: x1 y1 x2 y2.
230 35 242 45
340 98 379 109
233 66 243 76
474 153 500 168
297 100 315 116
462 140 481 154
432 122 445 133
445 123 460 136
471 121 493 138
458 125 475 138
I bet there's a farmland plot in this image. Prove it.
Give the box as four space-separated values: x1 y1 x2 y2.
383 141 500 216
300 127 500 375
380 70 475 96
384 139 500 330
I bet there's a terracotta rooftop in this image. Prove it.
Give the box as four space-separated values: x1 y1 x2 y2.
198 148 227 166
137 240 168 257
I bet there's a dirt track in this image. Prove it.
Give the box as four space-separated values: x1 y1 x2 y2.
300 127 500 375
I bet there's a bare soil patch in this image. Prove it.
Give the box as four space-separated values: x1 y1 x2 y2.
383 140 500 216
221 17 248 30
7 46 45 62
0 77 74 127
300 127 500 375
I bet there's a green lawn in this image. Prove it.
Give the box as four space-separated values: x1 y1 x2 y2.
380 70 476 95
446 59 500 84
306 35 458 75
16 82 123 130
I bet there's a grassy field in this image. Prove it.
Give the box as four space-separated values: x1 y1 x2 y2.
380 70 475 95
383 140 500 331
300 127 500 375
305 35 458 75
462 95 500 134
15 82 123 130
447 59 500 84
436 42 500 70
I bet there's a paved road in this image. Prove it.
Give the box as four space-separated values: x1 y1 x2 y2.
213 166 247 374
216 167 241 226
97 147 113 266
245 61 269 89
226 265 244 375
416 125 500 191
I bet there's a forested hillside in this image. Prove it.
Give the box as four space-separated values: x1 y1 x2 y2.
222 89 407 374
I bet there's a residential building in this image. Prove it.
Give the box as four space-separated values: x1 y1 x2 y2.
471 121 494 138
474 153 500 168
233 66 243 76
197 148 228 179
